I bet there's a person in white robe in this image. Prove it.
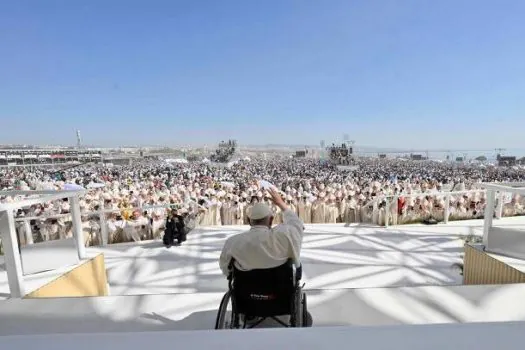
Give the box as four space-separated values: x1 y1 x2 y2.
336 192 346 223
344 196 357 224
388 197 398 226
296 197 308 223
311 194 326 224
221 196 233 225
325 194 338 224
431 199 445 222
219 187 304 274
231 196 244 225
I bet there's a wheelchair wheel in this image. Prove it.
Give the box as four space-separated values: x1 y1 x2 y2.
215 291 232 329
301 293 309 327
291 288 303 327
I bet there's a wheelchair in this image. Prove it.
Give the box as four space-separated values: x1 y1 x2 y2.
215 259 309 329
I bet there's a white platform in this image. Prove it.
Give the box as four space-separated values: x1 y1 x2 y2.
1 217 524 337
2 321 525 350
0 255 86 299
3 217 524 298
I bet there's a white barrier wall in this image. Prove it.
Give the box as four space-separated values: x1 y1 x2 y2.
20 238 79 275
481 183 525 260
2 321 525 350
487 226 525 260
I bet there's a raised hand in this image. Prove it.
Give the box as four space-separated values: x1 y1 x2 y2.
268 187 287 210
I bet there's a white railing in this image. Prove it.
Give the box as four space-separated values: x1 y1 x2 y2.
4 185 525 253
361 189 493 227
9 198 202 248
0 189 86 298
479 183 525 254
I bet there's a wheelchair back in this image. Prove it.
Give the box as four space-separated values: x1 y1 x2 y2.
230 260 298 317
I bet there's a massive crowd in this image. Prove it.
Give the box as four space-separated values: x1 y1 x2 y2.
1 158 525 246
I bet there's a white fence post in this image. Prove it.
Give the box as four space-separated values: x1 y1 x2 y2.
483 189 496 247
393 195 399 226
69 195 86 259
23 218 33 245
0 210 25 298
99 212 108 246
444 193 451 224
384 198 390 228
372 200 379 225
495 191 504 219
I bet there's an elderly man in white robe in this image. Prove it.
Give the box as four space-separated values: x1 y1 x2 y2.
220 187 304 273
219 187 311 327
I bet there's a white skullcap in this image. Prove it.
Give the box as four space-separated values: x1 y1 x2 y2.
248 203 273 220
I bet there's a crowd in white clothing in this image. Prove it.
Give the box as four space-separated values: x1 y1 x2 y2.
1 158 525 247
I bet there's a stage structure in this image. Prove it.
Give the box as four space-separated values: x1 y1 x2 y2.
497 154 517 166
209 140 237 163
327 139 355 165
294 148 309 158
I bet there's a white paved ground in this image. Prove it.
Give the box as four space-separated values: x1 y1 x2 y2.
3 217 525 299
97 220 479 296
0 217 513 298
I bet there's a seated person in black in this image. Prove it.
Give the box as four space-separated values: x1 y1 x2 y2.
163 209 187 247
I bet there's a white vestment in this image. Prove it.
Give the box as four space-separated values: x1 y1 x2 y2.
219 209 304 276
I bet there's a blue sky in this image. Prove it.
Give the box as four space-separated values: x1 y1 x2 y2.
1 0 525 149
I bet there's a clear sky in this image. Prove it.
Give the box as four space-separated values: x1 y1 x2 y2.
1 0 525 149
